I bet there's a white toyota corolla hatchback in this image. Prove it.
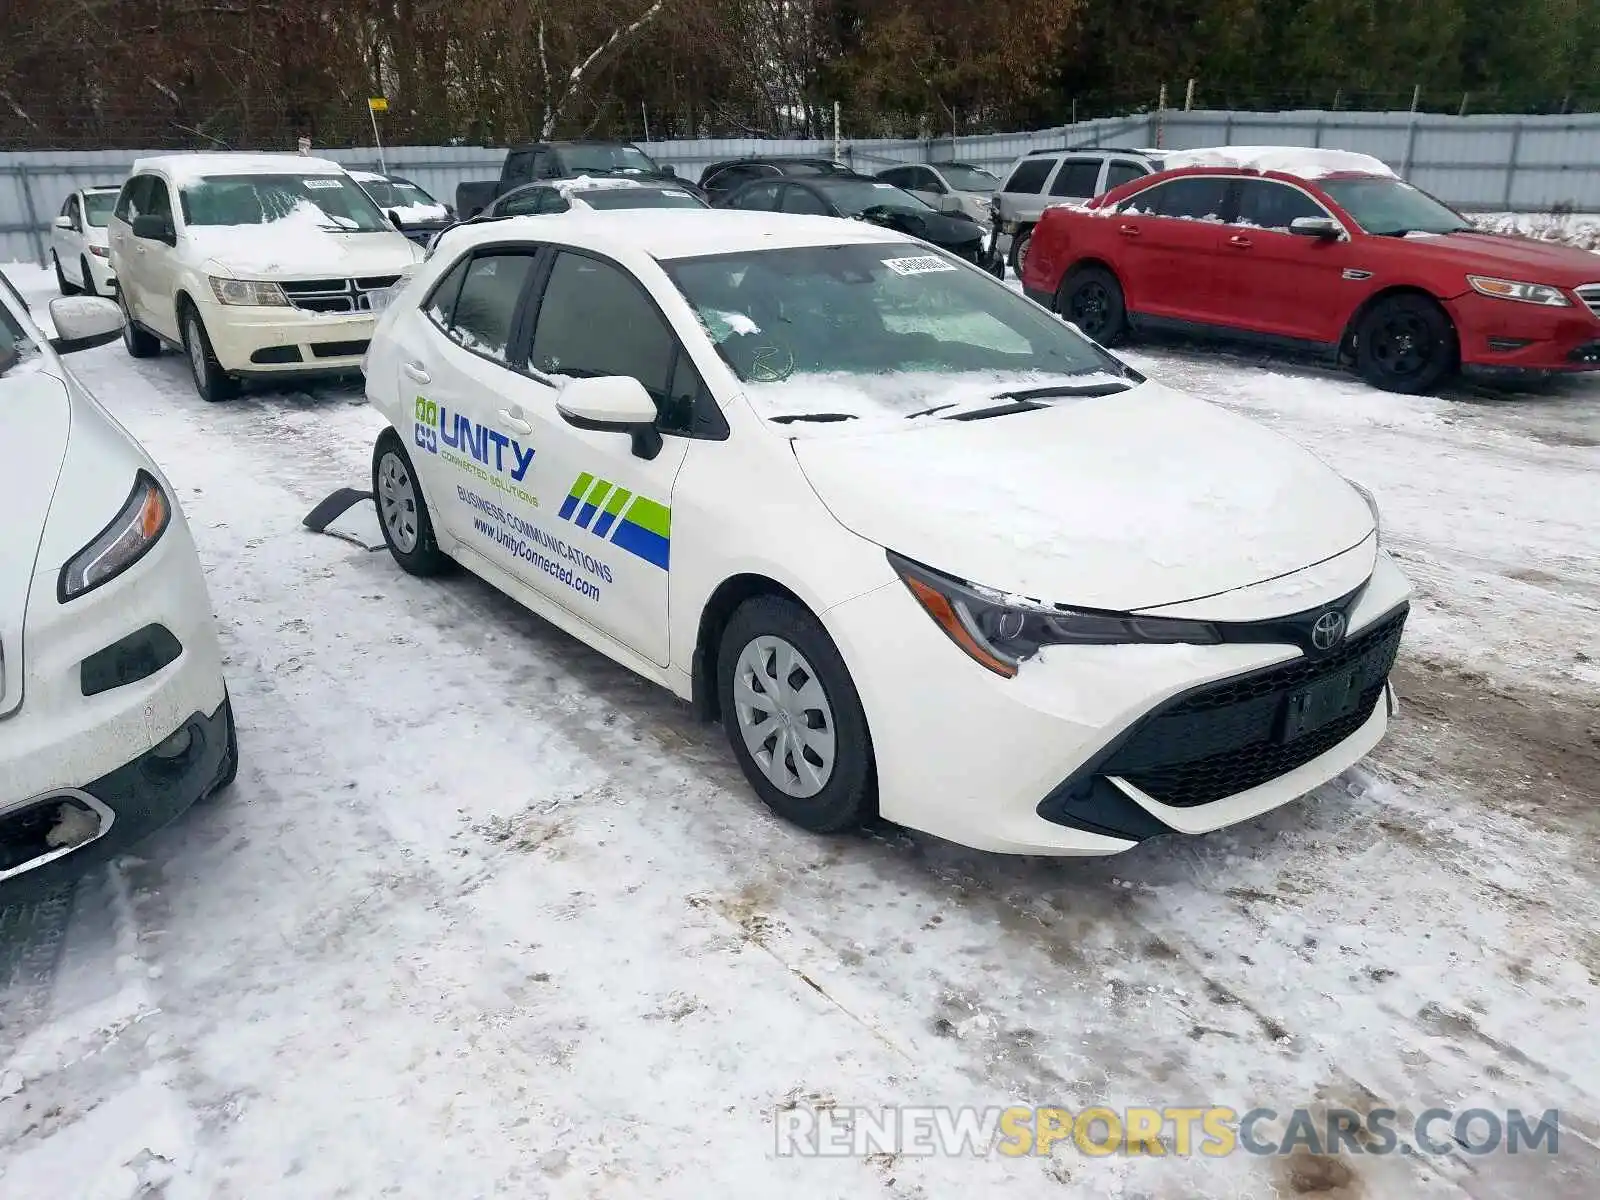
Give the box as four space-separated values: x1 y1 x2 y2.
1 273 235 900
362 211 1408 855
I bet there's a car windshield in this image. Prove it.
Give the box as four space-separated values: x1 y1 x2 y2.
579 188 707 210
361 177 440 208
83 191 118 226
663 241 1121 421
816 179 935 216
559 145 660 175
1319 176 1471 236
935 165 1000 193
180 173 391 231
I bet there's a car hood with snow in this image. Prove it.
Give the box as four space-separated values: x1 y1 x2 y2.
787 381 1374 612
186 215 421 281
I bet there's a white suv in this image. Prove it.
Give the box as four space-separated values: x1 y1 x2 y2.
50 185 122 297
107 153 423 401
991 147 1164 274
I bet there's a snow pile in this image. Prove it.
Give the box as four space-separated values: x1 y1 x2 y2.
1471 210 1600 254
1160 145 1395 179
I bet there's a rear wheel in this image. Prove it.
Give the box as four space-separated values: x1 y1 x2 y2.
119 288 161 358
1353 294 1457 394
183 306 237 403
53 253 78 296
1057 265 1128 345
1008 226 1034 276
372 429 452 576
717 596 874 833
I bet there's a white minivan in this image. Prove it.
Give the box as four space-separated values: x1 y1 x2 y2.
107 153 423 401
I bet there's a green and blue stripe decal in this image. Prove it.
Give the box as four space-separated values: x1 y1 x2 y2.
557 472 670 569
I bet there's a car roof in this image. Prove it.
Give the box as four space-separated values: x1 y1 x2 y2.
446 209 905 261
129 152 349 182
82 185 122 194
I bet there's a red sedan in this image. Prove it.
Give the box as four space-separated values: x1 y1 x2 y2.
1020 148 1600 393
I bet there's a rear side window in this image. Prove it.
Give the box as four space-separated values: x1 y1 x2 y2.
1232 180 1329 232
424 256 471 330
781 186 830 215
445 253 539 362
1105 161 1148 191
1049 159 1102 198
1124 177 1231 222
1003 158 1054 194
728 181 782 211
877 167 914 188
499 188 550 217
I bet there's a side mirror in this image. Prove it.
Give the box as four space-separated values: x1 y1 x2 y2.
388 209 405 229
660 164 677 178
48 295 123 354
131 214 175 245
555 375 663 460
1289 216 1341 239
53 215 74 231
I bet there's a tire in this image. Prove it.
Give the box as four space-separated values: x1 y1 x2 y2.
53 253 78 296
1352 293 1457 394
119 288 161 358
1057 265 1128 346
79 256 99 298
1007 226 1034 276
717 595 875 834
182 306 238 402
372 429 452 576
204 694 239 799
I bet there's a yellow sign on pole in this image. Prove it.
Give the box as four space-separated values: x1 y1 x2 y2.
368 97 388 112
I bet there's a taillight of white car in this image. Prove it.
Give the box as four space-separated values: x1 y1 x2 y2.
57 471 171 602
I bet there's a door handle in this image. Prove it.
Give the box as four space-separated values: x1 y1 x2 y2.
402 361 430 384
1118 224 1141 237
1228 234 1253 248
497 408 533 435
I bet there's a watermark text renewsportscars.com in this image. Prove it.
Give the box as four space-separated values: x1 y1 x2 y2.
774 1105 1562 1159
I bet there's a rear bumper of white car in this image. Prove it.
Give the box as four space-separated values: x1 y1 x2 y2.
0 516 231 897
825 553 1411 855
199 295 379 377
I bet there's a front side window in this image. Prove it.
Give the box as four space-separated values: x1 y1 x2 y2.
0 273 35 376
729 182 782 211
664 241 1118 420
877 167 914 189
813 179 934 216
144 178 174 222
362 177 441 208
1122 176 1231 222
1317 177 1470 236
1002 158 1055 195
114 176 151 222
180 173 390 232
935 164 999 193
780 186 830 215
1232 180 1330 232
498 187 554 217
446 253 539 362
531 253 672 388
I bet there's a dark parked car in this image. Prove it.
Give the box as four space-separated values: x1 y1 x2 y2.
490 178 708 216
697 156 858 204
351 170 454 245
716 174 987 263
455 140 689 218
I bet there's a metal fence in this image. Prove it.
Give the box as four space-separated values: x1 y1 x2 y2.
6 109 1600 264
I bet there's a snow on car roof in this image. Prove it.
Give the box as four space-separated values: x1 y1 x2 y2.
348 169 388 182
130 152 350 183
558 175 656 193
454 209 903 261
1158 145 1396 179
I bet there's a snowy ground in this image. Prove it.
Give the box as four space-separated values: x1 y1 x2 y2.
3 262 1598 1199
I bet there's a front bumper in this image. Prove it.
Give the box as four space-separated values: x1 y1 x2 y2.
823 552 1411 855
1448 290 1600 375
197 295 379 376
84 251 116 296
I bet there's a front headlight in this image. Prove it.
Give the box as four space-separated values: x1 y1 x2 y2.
58 472 171 602
209 276 290 307
1345 478 1382 546
1466 275 1571 307
889 552 1220 678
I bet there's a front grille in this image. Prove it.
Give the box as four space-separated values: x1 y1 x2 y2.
1577 284 1600 320
281 275 401 314
1096 607 1407 809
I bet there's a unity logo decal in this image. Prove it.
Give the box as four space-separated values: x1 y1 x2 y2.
1310 609 1347 652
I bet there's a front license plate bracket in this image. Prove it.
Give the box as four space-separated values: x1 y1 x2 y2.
1280 668 1364 742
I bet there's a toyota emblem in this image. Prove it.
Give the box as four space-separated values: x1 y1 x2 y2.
1311 610 1347 651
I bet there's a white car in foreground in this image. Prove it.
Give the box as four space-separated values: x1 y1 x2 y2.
0 273 235 900
361 210 1409 855
107 152 423 402
51 185 122 297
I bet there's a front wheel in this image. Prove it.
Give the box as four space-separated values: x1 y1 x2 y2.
119 288 161 358
718 596 875 833
372 429 452 576
183 308 238 403
1057 265 1128 345
53 253 78 296
1352 294 1457 394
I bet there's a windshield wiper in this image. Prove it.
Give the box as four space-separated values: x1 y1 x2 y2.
903 401 958 418
905 378 1134 422
993 381 1133 401
770 412 858 424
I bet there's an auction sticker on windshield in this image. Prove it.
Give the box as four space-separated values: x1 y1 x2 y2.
304 178 343 189
883 255 959 276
